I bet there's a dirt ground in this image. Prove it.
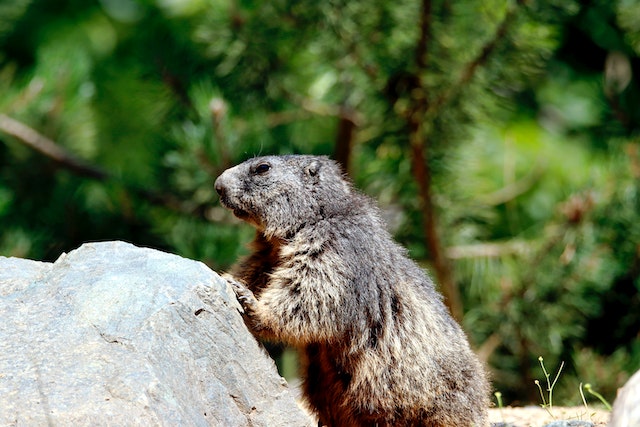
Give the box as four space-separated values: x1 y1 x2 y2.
488 406 610 426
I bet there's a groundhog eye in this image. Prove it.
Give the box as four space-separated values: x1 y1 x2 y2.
254 163 271 174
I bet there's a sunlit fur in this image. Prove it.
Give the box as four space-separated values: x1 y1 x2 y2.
215 155 489 427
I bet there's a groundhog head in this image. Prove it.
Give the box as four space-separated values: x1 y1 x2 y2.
214 155 353 238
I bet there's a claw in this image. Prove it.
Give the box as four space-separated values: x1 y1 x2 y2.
222 274 257 313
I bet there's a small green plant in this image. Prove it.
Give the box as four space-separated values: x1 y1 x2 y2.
494 391 504 409
534 356 565 418
580 382 612 411
494 391 504 422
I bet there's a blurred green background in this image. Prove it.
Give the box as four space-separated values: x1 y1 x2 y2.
1 0 639 407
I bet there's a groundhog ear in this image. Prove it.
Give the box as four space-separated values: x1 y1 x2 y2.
305 160 321 178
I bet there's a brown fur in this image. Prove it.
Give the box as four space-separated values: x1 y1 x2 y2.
215 155 490 426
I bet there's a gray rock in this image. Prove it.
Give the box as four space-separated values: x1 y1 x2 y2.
610 369 640 427
0 241 313 427
542 421 593 427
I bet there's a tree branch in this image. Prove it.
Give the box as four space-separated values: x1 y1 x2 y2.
0 113 108 180
403 0 527 322
416 0 432 71
0 114 210 218
426 0 526 119
446 241 530 259
404 0 465 322
478 160 545 206
333 105 357 174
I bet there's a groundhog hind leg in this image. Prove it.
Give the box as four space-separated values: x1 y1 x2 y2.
303 345 365 427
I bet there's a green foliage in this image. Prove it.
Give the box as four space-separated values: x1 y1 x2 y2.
582 383 612 411
535 356 565 416
1 0 639 405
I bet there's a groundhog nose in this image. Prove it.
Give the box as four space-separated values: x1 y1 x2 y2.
214 178 225 197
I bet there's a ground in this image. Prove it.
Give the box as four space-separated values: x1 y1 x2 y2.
488 406 610 427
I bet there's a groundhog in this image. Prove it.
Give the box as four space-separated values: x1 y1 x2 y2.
214 155 490 427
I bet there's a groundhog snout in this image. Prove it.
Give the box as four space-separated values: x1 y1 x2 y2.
214 178 225 197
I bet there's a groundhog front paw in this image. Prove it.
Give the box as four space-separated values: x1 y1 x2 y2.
233 283 258 313
222 273 258 314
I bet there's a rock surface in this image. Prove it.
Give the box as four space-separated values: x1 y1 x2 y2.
609 368 640 427
0 241 312 427
488 406 609 427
